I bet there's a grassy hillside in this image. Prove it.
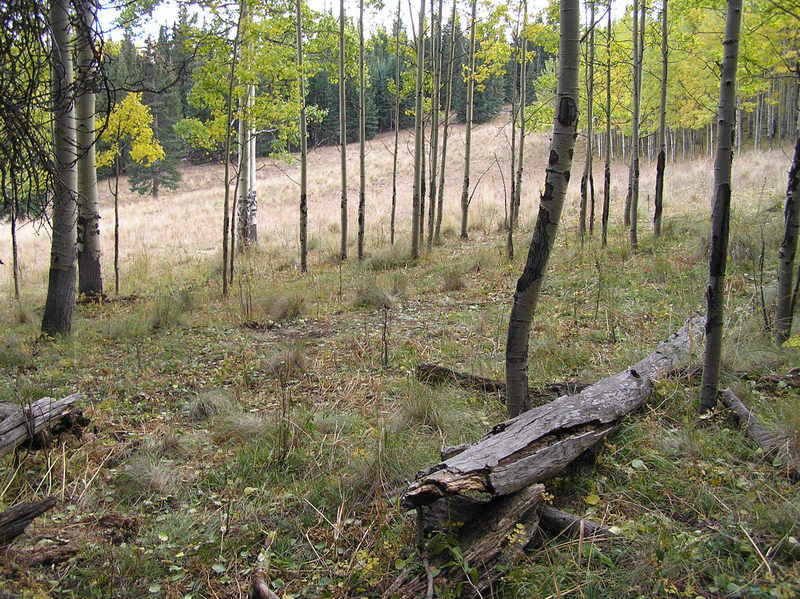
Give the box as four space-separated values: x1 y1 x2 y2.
1 116 799 598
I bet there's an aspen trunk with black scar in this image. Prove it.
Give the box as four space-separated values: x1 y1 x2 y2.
426 0 442 253
42 0 78 336
653 0 668 237
602 0 612 248
628 0 641 248
391 0 400 246
776 136 800 343
297 0 308 273
459 0 477 241
76 0 103 299
339 0 348 261
699 0 742 413
514 0 528 230
505 0 581 419
357 0 366 261
435 0 457 243
411 0 425 258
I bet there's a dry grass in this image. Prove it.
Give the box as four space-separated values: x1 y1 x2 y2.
4 109 793 301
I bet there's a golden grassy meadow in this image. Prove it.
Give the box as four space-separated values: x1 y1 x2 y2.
3 111 794 301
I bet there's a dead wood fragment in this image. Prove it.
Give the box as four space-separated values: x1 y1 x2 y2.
249 566 280 599
402 317 703 508
384 485 545 599
720 388 800 480
416 362 591 401
0 394 87 457
0 497 57 546
538 505 611 539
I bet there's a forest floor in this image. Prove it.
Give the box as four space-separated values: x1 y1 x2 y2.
1 128 800 598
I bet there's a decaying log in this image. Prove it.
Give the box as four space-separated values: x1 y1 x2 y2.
538 505 611 539
720 388 800 480
384 485 545 599
402 317 703 508
416 362 591 401
250 566 280 599
0 394 86 457
0 497 57 546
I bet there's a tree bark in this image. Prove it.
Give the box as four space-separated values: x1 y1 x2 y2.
297 0 308 272
580 1 595 246
459 0 477 241
426 0 442 253
601 1 612 248
411 0 426 258
653 0 668 237
76 0 103 299
357 0 366 261
391 0 401 246
339 0 348 261
699 0 742 413
776 135 800 343
42 0 78 336
406 317 703 508
237 89 250 252
10 198 20 300
513 0 528 231
628 0 641 249
505 0 581 418
720 389 799 480
0 394 85 457
0 498 57 547
435 0 457 244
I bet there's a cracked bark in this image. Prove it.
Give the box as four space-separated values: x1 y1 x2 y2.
699 0 742 412
505 0 580 419
404 317 703 508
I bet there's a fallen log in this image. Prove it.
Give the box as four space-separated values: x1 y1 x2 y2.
0 394 86 457
538 505 611 539
402 317 703 508
416 362 591 401
720 388 800 480
0 497 57 546
384 485 545 599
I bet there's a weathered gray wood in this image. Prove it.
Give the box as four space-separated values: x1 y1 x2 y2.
720 388 800 480
0 394 84 456
0 497 57 546
402 317 703 508
384 485 544 599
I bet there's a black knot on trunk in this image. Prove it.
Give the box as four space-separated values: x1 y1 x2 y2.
557 97 578 127
630 368 640 378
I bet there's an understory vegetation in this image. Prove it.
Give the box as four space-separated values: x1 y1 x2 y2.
1 143 799 597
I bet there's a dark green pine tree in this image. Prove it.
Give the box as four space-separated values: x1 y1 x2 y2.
128 29 182 197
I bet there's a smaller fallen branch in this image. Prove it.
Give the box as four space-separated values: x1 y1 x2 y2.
250 567 280 599
720 388 800 480
539 505 611 539
0 394 87 457
0 497 57 546
416 363 591 400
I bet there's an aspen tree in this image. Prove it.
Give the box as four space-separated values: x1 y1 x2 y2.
297 0 309 272
435 0 457 243
653 0 668 237
699 0 742 413
459 0 477 240
601 0 612 247
505 0 581 418
339 0 348 260
411 0 425 258
43 0 77 335
75 0 103 299
357 0 366 260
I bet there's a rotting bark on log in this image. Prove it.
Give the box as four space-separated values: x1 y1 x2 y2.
250 566 280 599
416 363 591 400
538 505 611 539
0 394 86 457
403 317 704 508
720 388 800 480
0 497 57 546
384 485 545 599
